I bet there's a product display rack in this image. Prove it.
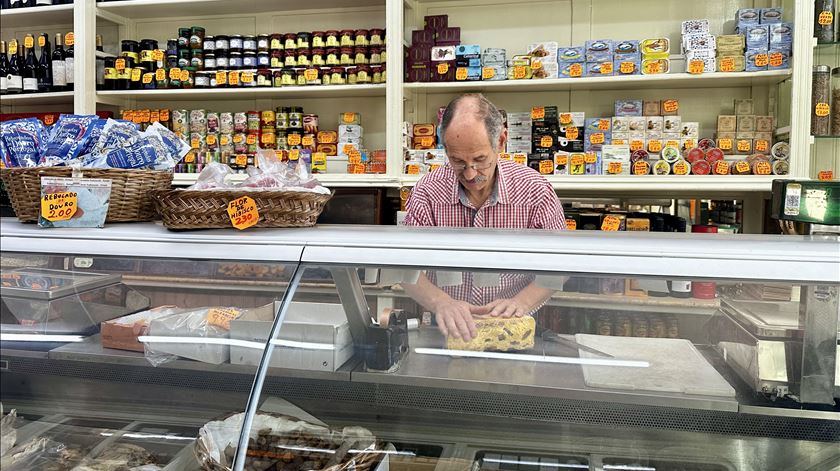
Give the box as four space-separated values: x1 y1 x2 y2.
809 32 840 179
1 0 835 221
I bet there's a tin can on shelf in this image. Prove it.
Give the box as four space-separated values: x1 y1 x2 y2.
613 315 632 337
233 112 248 133
632 315 649 337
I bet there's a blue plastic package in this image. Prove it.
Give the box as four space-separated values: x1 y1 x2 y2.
92 118 142 155
39 114 98 164
79 119 107 156
103 135 167 169
0 118 45 167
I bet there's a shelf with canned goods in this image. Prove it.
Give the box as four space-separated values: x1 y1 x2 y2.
0 3 73 28
96 83 386 102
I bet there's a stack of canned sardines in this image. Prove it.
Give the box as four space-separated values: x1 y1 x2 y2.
102 26 387 90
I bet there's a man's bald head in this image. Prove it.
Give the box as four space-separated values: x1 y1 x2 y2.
440 93 504 151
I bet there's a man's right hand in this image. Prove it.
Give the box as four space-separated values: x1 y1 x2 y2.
432 298 478 341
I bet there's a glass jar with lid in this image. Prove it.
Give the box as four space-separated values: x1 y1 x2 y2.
325 30 340 47
812 65 831 136
257 34 270 52
270 34 283 51
284 33 298 50
815 0 835 43
356 64 372 84
297 32 311 49
833 67 840 135
340 30 355 47
326 48 340 66
312 31 326 48
242 35 257 52
340 47 354 65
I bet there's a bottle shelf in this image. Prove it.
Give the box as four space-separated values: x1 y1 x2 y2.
0 3 74 28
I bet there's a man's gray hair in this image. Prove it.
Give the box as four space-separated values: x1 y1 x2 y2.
440 93 504 151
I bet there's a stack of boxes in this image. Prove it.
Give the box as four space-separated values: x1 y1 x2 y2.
640 38 670 75
715 34 746 72
335 112 374 174
481 48 507 81
585 39 614 77
505 111 532 159
455 44 482 81
584 117 611 173
402 122 447 174
682 19 717 73
527 42 559 79
736 7 792 73
407 15 460 83
715 98 775 159
558 46 584 78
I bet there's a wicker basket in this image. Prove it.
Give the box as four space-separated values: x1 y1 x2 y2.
0 167 173 223
152 189 332 230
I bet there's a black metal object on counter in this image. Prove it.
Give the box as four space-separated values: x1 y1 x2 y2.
364 309 409 372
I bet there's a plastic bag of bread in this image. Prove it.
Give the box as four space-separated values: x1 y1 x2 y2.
446 316 536 352
144 307 243 366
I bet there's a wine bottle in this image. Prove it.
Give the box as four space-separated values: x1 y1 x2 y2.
37 33 52 92
64 32 74 91
7 39 22 94
95 34 105 89
22 35 39 93
51 33 66 91
0 41 8 95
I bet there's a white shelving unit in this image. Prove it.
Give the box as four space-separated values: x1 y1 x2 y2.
1 0 829 231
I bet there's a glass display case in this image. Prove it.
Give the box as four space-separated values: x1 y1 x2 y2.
1 219 838 471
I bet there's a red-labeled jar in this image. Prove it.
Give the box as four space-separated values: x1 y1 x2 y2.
369 46 383 64
284 33 297 50
354 46 369 64
354 29 369 47
325 30 340 47
685 147 705 163
312 31 326 48
371 64 384 84
270 34 283 51
272 70 284 87
295 68 307 86
257 68 272 87
311 48 325 66
705 147 725 164
297 32 311 49
691 159 711 175
369 28 384 46
320 67 333 85
270 49 284 68
346 66 359 84
340 30 355 47
326 48 340 66
330 67 346 85
297 48 311 67
356 64 372 83
284 51 297 67
340 47 354 65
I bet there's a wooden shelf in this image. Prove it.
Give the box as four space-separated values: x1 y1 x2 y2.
404 70 793 94
0 3 73 28
96 84 386 103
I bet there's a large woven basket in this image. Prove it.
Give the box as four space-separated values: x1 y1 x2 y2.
152 188 332 230
0 167 173 223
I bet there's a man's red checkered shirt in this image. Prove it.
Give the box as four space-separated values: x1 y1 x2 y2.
404 159 565 306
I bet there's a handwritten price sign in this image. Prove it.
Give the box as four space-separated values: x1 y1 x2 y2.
227 196 259 230
41 191 77 222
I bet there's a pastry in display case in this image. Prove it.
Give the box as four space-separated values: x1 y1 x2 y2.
0 221 838 471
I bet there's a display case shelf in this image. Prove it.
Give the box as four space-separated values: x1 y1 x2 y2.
404 70 793 94
96 85 386 103
0 91 74 106
171 172 400 187
96 0 385 23
0 3 74 28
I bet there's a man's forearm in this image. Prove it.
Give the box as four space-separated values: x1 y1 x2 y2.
513 282 556 314
400 272 453 312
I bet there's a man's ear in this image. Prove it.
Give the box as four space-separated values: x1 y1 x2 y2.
497 127 508 153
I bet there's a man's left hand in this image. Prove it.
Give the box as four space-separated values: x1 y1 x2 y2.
472 298 526 318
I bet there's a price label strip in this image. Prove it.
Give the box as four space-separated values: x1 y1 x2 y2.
227 196 259 230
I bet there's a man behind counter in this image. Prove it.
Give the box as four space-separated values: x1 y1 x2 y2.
402 93 566 342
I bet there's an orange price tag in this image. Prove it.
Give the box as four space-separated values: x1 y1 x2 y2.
206 134 217 146
714 160 730 175
302 135 314 146
288 149 300 161
246 134 257 145
43 114 55 125
735 161 751 174
590 133 605 145
819 11 834 25
233 134 244 144
207 307 242 330
241 71 254 83
215 71 227 85
142 73 153 84
754 139 769 153
601 215 622 231
115 58 126 71
303 69 318 81
688 59 705 74
648 140 663 153
500 152 512 161
259 132 274 145
513 153 527 165
769 53 783 67
720 57 736 72
673 161 690 175
619 61 635 74
437 63 449 75
539 160 554 174
150 111 160 122
818 170 834 181
418 136 435 147
662 100 679 113
342 143 356 154
38 35 45 48
455 67 468 80
569 63 582 77
754 161 772 175
571 154 585 166
228 71 240 86
235 154 248 166
130 68 141 82
554 154 568 165
513 65 527 79
531 60 542 70
406 164 421 174
584 153 597 164
598 119 610 131
482 67 495 80
190 137 200 149
24 36 34 49
152 49 164 61
644 61 661 74
348 150 362 164
169 68 181 80
287 134 302 146
342 112 356 124
754 53 769 67
227 196 259 230
220 135 230 146
607 161 623 174
560 113 572 125
531 107 545 120
155 68 166 81
184 153 196 163
40 191 78 222
600 62 613 74
630 140 645 152
566 127 579 140
718 138 733 151
633 161 650 175
64 32 74 47
349 163 366 174
565 219 577 230
816 102 830 117
179 69 189 82
540 136 553 148
736 140 751 152
665 139 680 149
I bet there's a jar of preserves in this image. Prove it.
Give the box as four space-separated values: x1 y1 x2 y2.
280 67 295 86
229 51 243 69
270 49 283 67
369 46 383 64
284 33 297 50
121 39 140 62
369 28 384 46
321 67 332 85
272 70 284 87
240 70 257 87
195 71 210 88
260 129 277 149
356 64 371 83
242 35 257 52
613 315 632 337
139 39 158 67
204 53 216 70
312 31 325 48
340 29 355 47
330 67 346 85
178 28 191 47
284 52 297 67
256 51 270 68
257 34 270 52
203 36 215 52
354 29 369 47
261 110 276 127
190 51 204 69
247 111 260 131
215 35 229 51
297 32 311 49
103 57 117 90
325 30 340 47
289 107 304 130
326 48 340 65
295 68 307 86
116 56 133 90
812 65 831 136
181 68 195 88
632 316 649 338
297 48 311 66
215 51 229 69
354 46 369 65
371 64 384 84
311 48 325 66
276 107 290 129
166 38 179 55
346 66 359 84
243 51 257 68
268 33 283 51
190 26 205 49
340 47 354 65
